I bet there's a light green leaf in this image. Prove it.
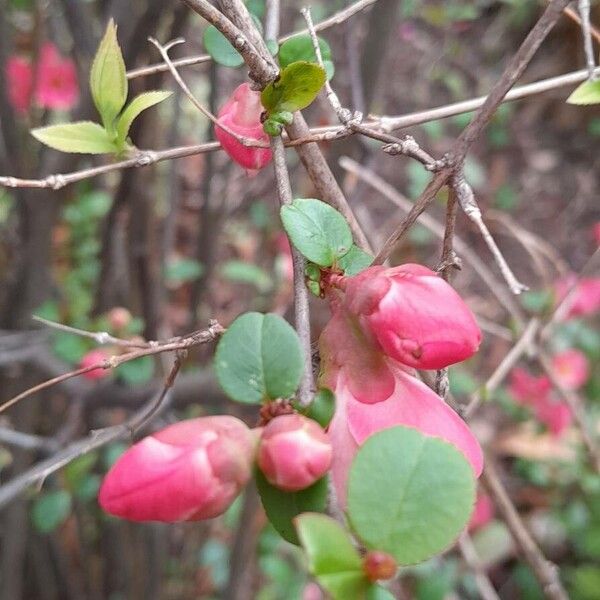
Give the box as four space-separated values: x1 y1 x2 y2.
347 426 476 565
222 260 272 292
279 34 335 80
281 198 352 267
31 490 72 534
567 79 600 105
261 61 326 114
215 312 304 404
338 245 373 275
295 513 369 600
116 90 173 145
116 356 155 385
302 388 335 428
32 121 117 154
90 19 128 130
256 470 328 545
203 25 244 67
164 258 204 284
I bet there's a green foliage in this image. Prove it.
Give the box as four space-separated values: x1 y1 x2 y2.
215 312 304 404
203 25 245 67
295 513 392 600
278 35 334 80
300 388 335 428
31 490 72 533
116 355 155 385
338 245 373 276
281 198 352 267
567 80 600 106
90 19 127 132
347 427 476 565
256 470 328 545
222 260 272 292
261 62 326 114
165 258 204 284
32 20 171 155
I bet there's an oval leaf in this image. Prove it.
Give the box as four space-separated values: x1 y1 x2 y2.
203 25 244 67
279 34 334 80
256 470 328 545
347 426 476 565
31 490 72 534
567 79 600 105
116 90 173 145
31 121 117 154
90 19 127 130
338 245 373 276
295 513 369 600
281 198 352 267
215 312 304 404
261 61 326 114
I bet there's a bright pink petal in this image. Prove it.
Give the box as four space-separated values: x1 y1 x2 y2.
6 56 33 115
552 349 589 390
35 42 79 110
509 368 552 406
468 493 494 532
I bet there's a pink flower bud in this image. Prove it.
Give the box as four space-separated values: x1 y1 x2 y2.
341 264 481 370
328 362 483 507
35 43 79 111
80 349 110 380
554 275 600 319
534 398 572 437
552 349 589 390
257 414 332 492
6 56 33 115
107 307 132 331
468 493 494 532
215 83 272 173
509 368 551 407
99 416 256 522
362 551 397 581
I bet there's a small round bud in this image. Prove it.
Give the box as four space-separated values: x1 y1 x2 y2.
80 349 110 380
362 551 397 582
257 414 332 492
107 307 132 331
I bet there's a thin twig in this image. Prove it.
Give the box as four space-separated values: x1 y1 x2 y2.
481 458 569 600
458 533 501 600
452 171 528 295
31 316 149 349
0 322 224 415
126 0 378 79
3 66 599 191
271 135 314 406
578 0 597 80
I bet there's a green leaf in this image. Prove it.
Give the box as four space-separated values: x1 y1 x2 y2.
347 426 476 565
52 332 88 364
203 25 244 67
279 35 335 80
281 198 352 267
31 490 72 534
261 61 326 114
338 245 373 276
116 91 173 146
301 388 335 428
222 260 272 292
164 258 204 284
90 19 128 130
295 513 369 600
567 79 600 105
256 470 328 545
215 312 304 404
32 122 117 154
366 586 396 600
116 355 155 385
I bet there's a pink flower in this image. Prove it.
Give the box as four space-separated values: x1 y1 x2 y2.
509 368 551 407
552 349 589 390
99 416 256 522
35 43 79 110
328 361 483 507
6 56 33 115
215 83 272 173
257 414 332 491
468 493 494 532
80 349 111 380
593 223 600 247
340 264 481 370
534 397 572 437
554 275 600 319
